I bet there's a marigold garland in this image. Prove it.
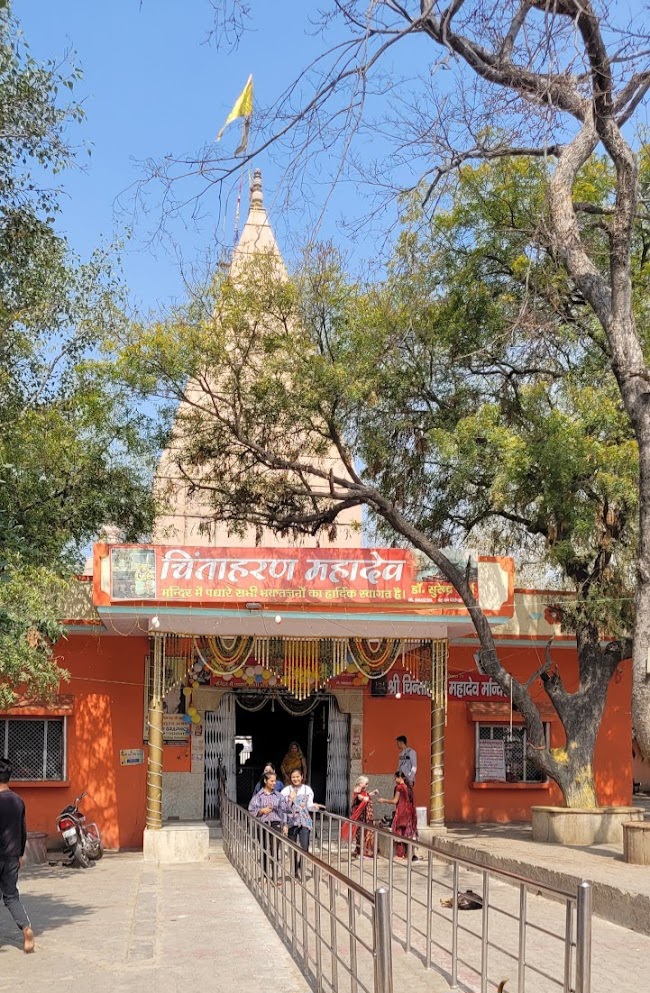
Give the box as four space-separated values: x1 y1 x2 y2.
193 635 254 674
349 638 400 678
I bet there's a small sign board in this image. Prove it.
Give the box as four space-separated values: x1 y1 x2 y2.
477 740 506 782
191 735 204 765
120 748 145 766
163 715 191 742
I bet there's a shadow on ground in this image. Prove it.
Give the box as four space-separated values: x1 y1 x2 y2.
0 865 96 951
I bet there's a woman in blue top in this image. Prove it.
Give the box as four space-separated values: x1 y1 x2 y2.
248 771 292 881
252 763 284 796
281 768 325 876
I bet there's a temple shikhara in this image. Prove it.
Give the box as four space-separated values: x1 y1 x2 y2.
1 173 632 857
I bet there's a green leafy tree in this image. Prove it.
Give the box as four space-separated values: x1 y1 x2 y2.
111 176 636 806
180 0 650 763
0 3 157 705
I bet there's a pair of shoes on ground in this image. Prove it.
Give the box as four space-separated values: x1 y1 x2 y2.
23 927 35 953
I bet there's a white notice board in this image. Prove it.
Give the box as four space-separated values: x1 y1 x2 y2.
477 740 507 781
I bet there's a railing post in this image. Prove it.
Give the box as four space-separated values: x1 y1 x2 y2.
576 881 592 993
451 860 459 988
374 887 393 993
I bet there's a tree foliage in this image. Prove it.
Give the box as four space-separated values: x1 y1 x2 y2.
0 3 158 705
167 0 650 763
112 153 640 804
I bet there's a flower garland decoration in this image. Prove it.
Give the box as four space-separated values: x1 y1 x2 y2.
349 637 401 678
193 635 254 675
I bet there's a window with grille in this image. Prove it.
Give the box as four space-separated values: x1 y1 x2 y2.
1 719 66 781
475 723 549 784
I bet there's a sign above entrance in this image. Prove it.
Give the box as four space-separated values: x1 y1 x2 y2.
97 544 479 609
448 673 507 700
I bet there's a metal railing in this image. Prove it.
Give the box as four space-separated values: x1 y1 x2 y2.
310 809 592 993
221 794 393 993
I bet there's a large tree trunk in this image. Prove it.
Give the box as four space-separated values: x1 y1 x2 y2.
538 633 620 808
560 775 598 810
633 404 650 759
377 500 617 806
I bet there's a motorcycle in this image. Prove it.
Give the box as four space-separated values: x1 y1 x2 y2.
56 792 103 868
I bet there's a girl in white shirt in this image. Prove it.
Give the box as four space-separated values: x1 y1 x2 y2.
281 768 325 875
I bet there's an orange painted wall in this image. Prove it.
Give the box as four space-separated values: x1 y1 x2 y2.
363 644 632 823
9 634 150 849
7 634 633 843
363 688 432 811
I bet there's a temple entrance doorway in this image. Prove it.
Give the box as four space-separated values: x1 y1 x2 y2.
234 693 330 806
204 691 351 818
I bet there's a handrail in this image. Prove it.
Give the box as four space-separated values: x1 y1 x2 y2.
312 807 579 903
310 805 592 993
221 793 591 993
220 793 393 993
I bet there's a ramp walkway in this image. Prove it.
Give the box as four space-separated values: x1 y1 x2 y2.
0 846 309 993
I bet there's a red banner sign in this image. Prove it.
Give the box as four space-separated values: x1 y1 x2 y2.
104 545 478 608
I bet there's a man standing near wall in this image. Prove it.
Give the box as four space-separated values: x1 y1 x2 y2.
0 759 35 953
396 736 417 787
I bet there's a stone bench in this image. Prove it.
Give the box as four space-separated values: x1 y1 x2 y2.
623 821 650 865
531 806 645 845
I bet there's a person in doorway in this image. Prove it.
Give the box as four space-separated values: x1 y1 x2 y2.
281 769 324 876
252 763 284 796
396 735 417 786
342 775 377 858
379 771 419 860
248 771 292 881
280 741 307 785
0 759 35 953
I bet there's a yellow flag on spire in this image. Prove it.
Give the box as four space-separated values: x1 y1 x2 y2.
216 74 253 154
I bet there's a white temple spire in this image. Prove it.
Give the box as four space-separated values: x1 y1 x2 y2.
229 167 284 278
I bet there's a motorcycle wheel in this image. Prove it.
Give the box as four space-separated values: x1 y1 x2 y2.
85 826 103 860
72 839 91 869
87 839 103 861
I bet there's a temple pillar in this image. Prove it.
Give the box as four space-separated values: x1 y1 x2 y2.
146 634 164 830
429 639 448 832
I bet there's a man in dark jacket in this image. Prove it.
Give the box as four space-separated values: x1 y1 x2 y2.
0 758 35 952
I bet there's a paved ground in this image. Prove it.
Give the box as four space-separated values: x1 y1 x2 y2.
0 846 310 993
4 826 650 993
311 827 650 993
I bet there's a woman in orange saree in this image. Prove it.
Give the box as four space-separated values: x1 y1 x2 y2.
342 776 377 857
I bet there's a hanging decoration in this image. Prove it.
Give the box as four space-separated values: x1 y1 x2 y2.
233 692 270 713
282 639 324 700
402 640 433 688
321 638 350 679
191 633 444 698
253 636 285 677
144 635 197 741
233 688 324 716
274 690 323 717
348 638 401 678
194 635 254 674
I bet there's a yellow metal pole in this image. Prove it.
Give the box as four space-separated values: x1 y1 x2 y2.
429 640 448 828
146 634 164 830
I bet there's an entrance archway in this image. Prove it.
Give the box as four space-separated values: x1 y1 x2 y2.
204 690 350 817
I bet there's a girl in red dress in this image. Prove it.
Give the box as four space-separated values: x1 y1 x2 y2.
379 771 418 858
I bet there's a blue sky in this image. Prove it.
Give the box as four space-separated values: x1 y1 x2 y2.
16 1 380 313
16 1 648 316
